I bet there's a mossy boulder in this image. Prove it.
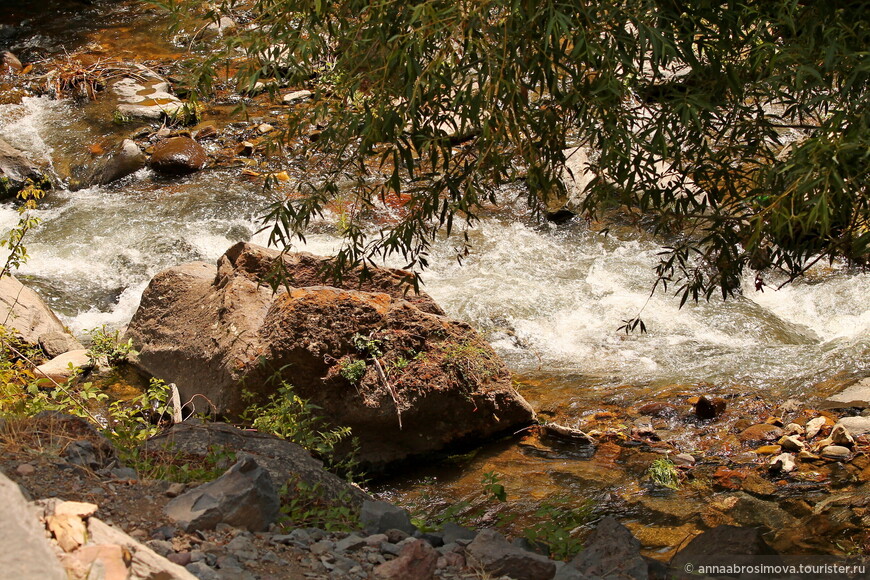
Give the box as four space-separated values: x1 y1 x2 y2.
126 242 535 469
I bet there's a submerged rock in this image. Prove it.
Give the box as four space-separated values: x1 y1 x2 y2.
111 66 185 120
71 139 146 189
126 242 535 468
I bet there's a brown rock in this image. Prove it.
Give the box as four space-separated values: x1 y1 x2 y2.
713 467 749 490
374 539 438 580
0 51 22 74
127 243 534 468
148 137 207 175
738 424 784 444
15 463 35 476
695 396 727 420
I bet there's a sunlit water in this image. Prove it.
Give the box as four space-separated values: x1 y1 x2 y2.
2 95 869 397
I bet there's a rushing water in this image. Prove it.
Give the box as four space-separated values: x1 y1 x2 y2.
2 93 870 397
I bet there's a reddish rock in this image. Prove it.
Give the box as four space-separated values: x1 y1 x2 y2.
0 51 22 74
127 242 535 469
374 539 438 580
737 423 784 444
148 137 207 175
712 466 750 490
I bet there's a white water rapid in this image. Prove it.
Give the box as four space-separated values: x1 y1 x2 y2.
2 95 869 404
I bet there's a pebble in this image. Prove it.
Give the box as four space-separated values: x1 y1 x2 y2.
16 463 36 476
820 445 851 461
310 540 335 555
769 453 796 473
283 90 313 104
831 424 855 446
778 435 805 452
672 453 696 466
165 482 186 498
805 416 827 440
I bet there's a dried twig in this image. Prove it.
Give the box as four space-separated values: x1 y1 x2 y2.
372 356 402 430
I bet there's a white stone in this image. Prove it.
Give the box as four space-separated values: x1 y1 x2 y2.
34 349 91 383
283 89 312 104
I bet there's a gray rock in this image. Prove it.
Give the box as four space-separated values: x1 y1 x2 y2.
225 534 258 560
838 416 870 436
820 445 852 461
361 500 416 536
186 561 221 580
553 561 585 580
111 67 185 120
570 516 647 580
0 138 49 200
63 439 102 470
145 421 369 507
39 331 84 358
0 472 66 579
671 525 778 575
466 528 556 580
441 521 477 544
0 274 68 347
164 456 279 531
310 540 335 555
74 139 146 189
111 466 138 480
283 90 312 104
336 533 367 552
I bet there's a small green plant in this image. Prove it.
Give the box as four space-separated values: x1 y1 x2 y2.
130 442 235 483
351 332 383 357
278 477 360 532
166 100 204 126
522 497 594 560
482 471 507 502
111 110 132 124
339 358 367 384
86 325 138 366
442 339 499 385
648 457 680 490
242 381 359 478
1 185 45 280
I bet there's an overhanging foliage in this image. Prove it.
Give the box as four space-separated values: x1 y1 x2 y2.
157 0 870 303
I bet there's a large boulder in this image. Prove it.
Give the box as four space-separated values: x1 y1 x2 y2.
0 137 51 199
0 274 77 350
127 242 535 468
